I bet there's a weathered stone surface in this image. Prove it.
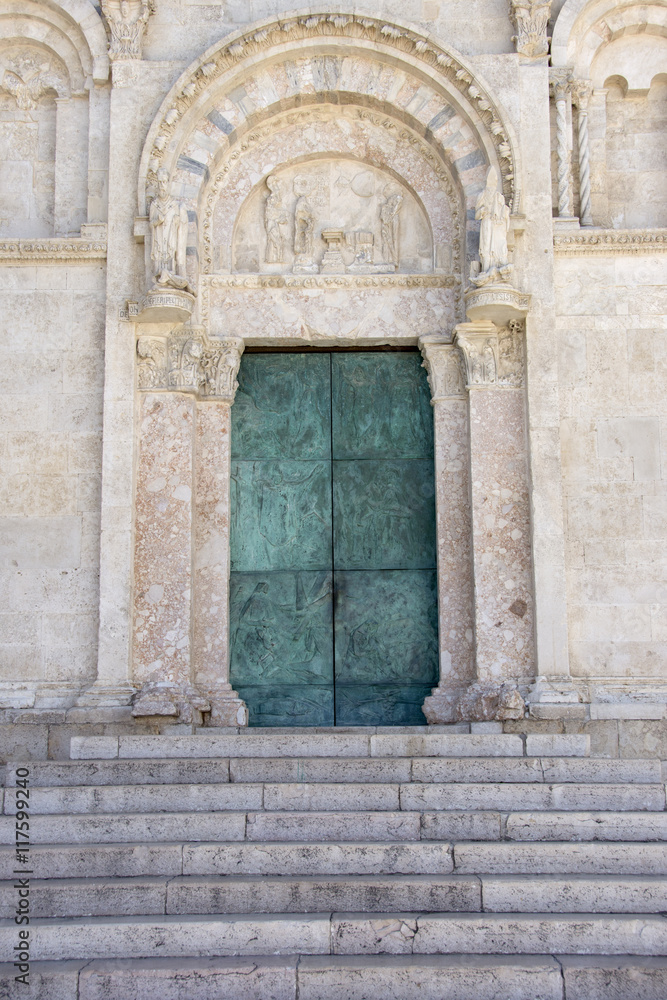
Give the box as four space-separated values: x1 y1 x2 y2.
560 956 667 1000
297 955 563 1000
505 811 667 842
481 875 667 913
166 875 481 915
246 811 421 843
0 843 183 879
0 960 85 1000
454 842 667 875
79 957 298 1000
183 842 454 877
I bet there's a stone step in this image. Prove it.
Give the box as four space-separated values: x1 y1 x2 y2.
71 732 592 760
9 754 658 786
4 954 667 1000
1 912 665 962
5 838 665 880
453 840 667 874
0 874 482 918
4 873 666 919
7 780 664 815
4 808 666 845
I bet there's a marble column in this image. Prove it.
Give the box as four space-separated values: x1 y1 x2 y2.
550 68 577 226
419 337 475 723
192 338 248 726
131 390 207 720
455 321 535 720
572 80 594 227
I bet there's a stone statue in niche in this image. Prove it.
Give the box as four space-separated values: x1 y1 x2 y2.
101 0 154 61
380 190 403 268
293 175 317 273
263 175 287 264
470 167 512 287
149 168 193 293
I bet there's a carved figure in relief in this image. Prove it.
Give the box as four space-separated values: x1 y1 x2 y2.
136 337 166 389
380 190 403 267
168 337 202 390
200 341 242 399
101 0 153 61
293 176 317 271
263 175 287 264
471 167 512 286
149 168 192 292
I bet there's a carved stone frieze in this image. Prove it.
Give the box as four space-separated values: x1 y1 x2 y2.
136 331 243 401
0 239 107 262
509 0 552 58
419 336 466 401
101 0 154 61
202 273 458 290
145 14 517 208
553 229 667 254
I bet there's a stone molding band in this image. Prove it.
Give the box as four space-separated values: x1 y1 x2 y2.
554 229 667 254
0 239 107 262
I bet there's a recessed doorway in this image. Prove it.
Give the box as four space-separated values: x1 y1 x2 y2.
229 350 438 725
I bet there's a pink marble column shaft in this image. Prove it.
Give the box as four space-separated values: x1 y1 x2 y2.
193 400 247 725
132 392 200 716
468 386 535 686
419 338 475 723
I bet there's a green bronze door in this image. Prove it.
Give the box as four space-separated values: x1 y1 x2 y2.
230 351 438 726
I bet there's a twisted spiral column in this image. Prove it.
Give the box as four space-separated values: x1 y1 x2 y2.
573 81 594 226
550 70 574 219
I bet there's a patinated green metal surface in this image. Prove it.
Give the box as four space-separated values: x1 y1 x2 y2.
333 460 436 570
230 350 438 727
331 353 433 460
230 460 332 572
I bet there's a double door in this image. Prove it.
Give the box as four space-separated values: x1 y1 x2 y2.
229 350 438 726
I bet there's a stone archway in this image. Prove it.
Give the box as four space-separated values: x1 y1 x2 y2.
86 10 538 725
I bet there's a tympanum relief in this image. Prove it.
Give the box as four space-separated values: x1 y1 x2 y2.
233 160 432 276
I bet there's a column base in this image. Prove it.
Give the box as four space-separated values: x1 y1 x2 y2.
423 682 526 724
131 683 248 726
527 675 582 706
75 683 137 709
0 683 37 710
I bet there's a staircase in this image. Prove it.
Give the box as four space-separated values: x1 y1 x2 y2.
1 729 666 999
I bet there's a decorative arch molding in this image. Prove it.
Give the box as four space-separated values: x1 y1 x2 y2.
0 0 109 89
137 8 521 223
551 0 667 75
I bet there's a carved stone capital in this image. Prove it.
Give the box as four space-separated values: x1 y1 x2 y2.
509 0 552 58
549 67 573 103
418 336 466 401
454 320 525 389
136 331 244 402
199 337 244 403
571 79 593 111
454 322 499 388
102 0 154 62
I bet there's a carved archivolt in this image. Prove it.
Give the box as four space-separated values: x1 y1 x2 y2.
138 11 520 215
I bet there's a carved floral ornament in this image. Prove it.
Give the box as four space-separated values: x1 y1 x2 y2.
136 331 243 402
509 0 552 58
140 12 519 211
0 51 69 109
420 320 525 397
101 0 154 61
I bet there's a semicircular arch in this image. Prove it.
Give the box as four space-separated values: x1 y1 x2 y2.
137 8 521 226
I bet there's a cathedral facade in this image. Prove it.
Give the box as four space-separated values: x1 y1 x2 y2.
1 0 666 749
